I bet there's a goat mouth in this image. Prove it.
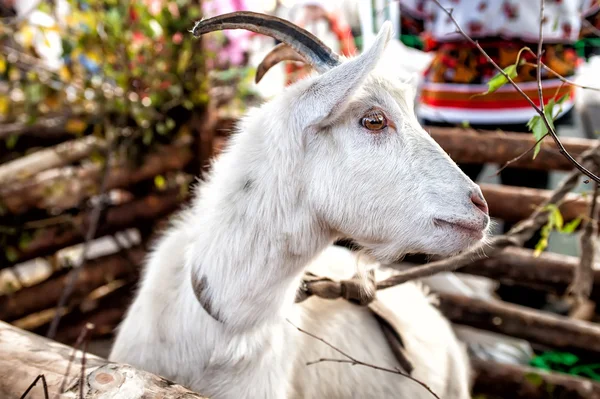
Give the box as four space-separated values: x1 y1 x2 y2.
433 219 484 239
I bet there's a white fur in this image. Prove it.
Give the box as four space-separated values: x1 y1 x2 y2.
110 22 488 398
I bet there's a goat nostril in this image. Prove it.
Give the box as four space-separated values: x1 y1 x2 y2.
470 192 488 214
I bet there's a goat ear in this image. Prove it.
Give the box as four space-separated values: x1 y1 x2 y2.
297 21 392 127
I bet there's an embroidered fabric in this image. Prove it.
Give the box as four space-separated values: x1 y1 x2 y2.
398 0 600 124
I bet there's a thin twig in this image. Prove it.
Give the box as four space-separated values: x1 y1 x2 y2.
19 375 49 399
493 132 549 176
46 143 114 339
431 0 600 185
522 61 600 92
56 323 94 399
582 19 600 39
568 180 600 301
306 357 408 373
287 319 441 399
80 323 94 399
110 234 139 273
536 0 545 113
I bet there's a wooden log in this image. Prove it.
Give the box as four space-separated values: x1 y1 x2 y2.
459 247 600 301
212 119 597 171
395 247 600 304
481 183 589 223
428 126 593 171
29 282 136 345
2 190 186 267
437 292 600 356
0 136 106 186
0 114 94 140
0 247 144 322
0 321 208 398
0 137 193 215
471 357 600 399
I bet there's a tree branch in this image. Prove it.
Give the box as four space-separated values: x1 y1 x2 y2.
568 180 600 301
430 0 600 185
536 0 545 112
287 320 441 399
19 375 49 399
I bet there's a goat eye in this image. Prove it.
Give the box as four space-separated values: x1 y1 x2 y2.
360 111 387 131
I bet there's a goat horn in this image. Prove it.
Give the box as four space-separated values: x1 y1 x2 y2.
191 11 340 74
255 43 309 83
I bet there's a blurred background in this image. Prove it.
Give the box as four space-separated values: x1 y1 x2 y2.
2 0 600 397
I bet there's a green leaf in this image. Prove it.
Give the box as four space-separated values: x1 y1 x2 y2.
6 134 18 149
143 130 154 145
25 83 43 104
527 115 545 159
544 99 558 123
552 207 564 230
556 94 570 105
552 16 560 31
524 372 544 387
165 118 176 130
18 231 33 250
482 63 518 95
534 213 554 257
154 174 166 190
148 19 163 38
560 218 582 234
528 102 557 160
534 236 549 257
106 8 122 36
5 246 18 263
156 122 167 135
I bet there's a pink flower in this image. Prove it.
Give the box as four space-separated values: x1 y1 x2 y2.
172 32 183 44
202 0 253 66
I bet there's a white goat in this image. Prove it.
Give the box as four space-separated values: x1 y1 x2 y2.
109 12 490 399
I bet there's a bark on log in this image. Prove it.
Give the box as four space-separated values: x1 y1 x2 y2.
2 190 185 267
29 282 136 345
0 137 193 215
459 247 600 301
471 357 600 399
0 114 94 140
0 321 208 398
437 292 600 355
0 136 106 186
429 127 593 171
481 183 589 223
0 247 144 322
212 119 597 171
